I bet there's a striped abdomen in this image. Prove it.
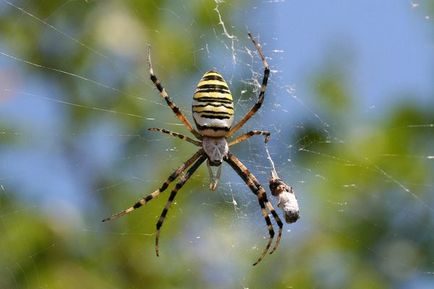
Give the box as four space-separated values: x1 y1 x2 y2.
192 71 234 137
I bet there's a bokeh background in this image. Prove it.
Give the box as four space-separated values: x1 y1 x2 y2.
1 0 433 288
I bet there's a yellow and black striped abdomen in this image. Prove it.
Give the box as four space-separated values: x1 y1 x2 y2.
192 71 234 137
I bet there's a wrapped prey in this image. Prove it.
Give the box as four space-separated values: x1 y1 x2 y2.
265 145 300 223
269 170 300 223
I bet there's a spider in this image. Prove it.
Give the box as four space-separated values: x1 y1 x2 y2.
103 33 283 266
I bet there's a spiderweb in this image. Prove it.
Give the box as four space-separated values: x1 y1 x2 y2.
1 0 433 288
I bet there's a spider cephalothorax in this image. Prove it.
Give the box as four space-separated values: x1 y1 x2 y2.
202 137 228 166
202 136 228 190
103 33 284 266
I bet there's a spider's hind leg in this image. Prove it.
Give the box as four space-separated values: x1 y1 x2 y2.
227 33 270 137
147 46 202 139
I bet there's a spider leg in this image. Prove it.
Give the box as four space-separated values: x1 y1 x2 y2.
155 154 207 256
224 152 282 265
245 156 283 255
227 33 270 137
148 128 202 146
228 130 270 147
102 149 204 222
249 178 283 255
148 46 202 139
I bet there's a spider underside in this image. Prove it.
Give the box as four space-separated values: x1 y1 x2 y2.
103 33 283 266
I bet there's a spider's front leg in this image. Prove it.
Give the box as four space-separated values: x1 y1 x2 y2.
102 149 204 222
224 152 283 266
154 154 207 256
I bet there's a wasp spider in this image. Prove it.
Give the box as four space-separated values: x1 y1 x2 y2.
103 33 283 266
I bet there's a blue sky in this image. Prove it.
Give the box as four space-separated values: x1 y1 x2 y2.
271 0 433 115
